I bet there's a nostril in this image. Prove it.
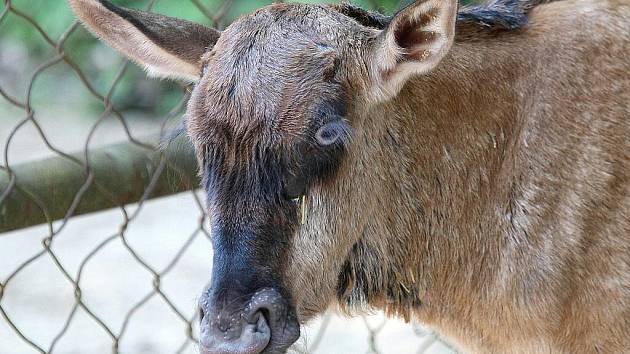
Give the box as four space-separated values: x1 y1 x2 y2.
249 311 270 334
199 291 210 324
257 308 270 326
245 289 286 326
247 304 274 326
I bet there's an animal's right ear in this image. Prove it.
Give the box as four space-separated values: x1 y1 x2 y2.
68 0 221 82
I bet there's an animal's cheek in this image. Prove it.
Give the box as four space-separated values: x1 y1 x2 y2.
283 237 327 309
282 220 348 320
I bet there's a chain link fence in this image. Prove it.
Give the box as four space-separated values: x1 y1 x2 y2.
0 0 455 353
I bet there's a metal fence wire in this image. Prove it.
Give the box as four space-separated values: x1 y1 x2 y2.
0 0 453 353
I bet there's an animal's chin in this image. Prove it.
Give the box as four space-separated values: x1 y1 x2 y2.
294 301 333 325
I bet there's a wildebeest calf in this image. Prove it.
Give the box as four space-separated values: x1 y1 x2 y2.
69 0 630 352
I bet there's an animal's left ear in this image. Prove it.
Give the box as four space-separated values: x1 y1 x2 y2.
368 0 458 100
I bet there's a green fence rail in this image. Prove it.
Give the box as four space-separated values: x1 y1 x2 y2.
0 138 197 233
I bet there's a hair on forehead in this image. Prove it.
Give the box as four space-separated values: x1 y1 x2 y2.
190 39 344 146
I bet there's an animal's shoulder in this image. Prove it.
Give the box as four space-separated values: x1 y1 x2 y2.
528 0 630 26
522 0 630 50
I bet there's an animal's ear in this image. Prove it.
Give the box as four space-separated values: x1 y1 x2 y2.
368 0 458 100
68 0 221 82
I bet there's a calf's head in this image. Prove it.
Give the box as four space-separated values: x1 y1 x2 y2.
69 0 457 352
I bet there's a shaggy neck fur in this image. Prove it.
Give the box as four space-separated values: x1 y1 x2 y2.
339 30 525 318
337 0 536 315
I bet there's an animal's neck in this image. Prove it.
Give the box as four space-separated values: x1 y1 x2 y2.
342 38 528 322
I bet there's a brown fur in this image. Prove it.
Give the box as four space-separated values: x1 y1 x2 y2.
70 0 630 352
332 2 630 352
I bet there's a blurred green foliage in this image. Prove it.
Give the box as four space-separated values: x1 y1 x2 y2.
0 0 409 116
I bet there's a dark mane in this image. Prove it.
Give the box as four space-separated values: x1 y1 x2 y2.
457 0 552 31
336 0 553 34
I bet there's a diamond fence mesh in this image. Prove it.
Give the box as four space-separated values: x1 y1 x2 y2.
0 0 454 353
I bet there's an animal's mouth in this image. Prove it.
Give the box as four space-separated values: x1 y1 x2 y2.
199 288 300 354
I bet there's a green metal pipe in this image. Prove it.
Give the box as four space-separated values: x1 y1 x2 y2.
0 138 199 234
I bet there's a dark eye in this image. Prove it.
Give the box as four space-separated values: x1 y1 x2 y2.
283 174 307 201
